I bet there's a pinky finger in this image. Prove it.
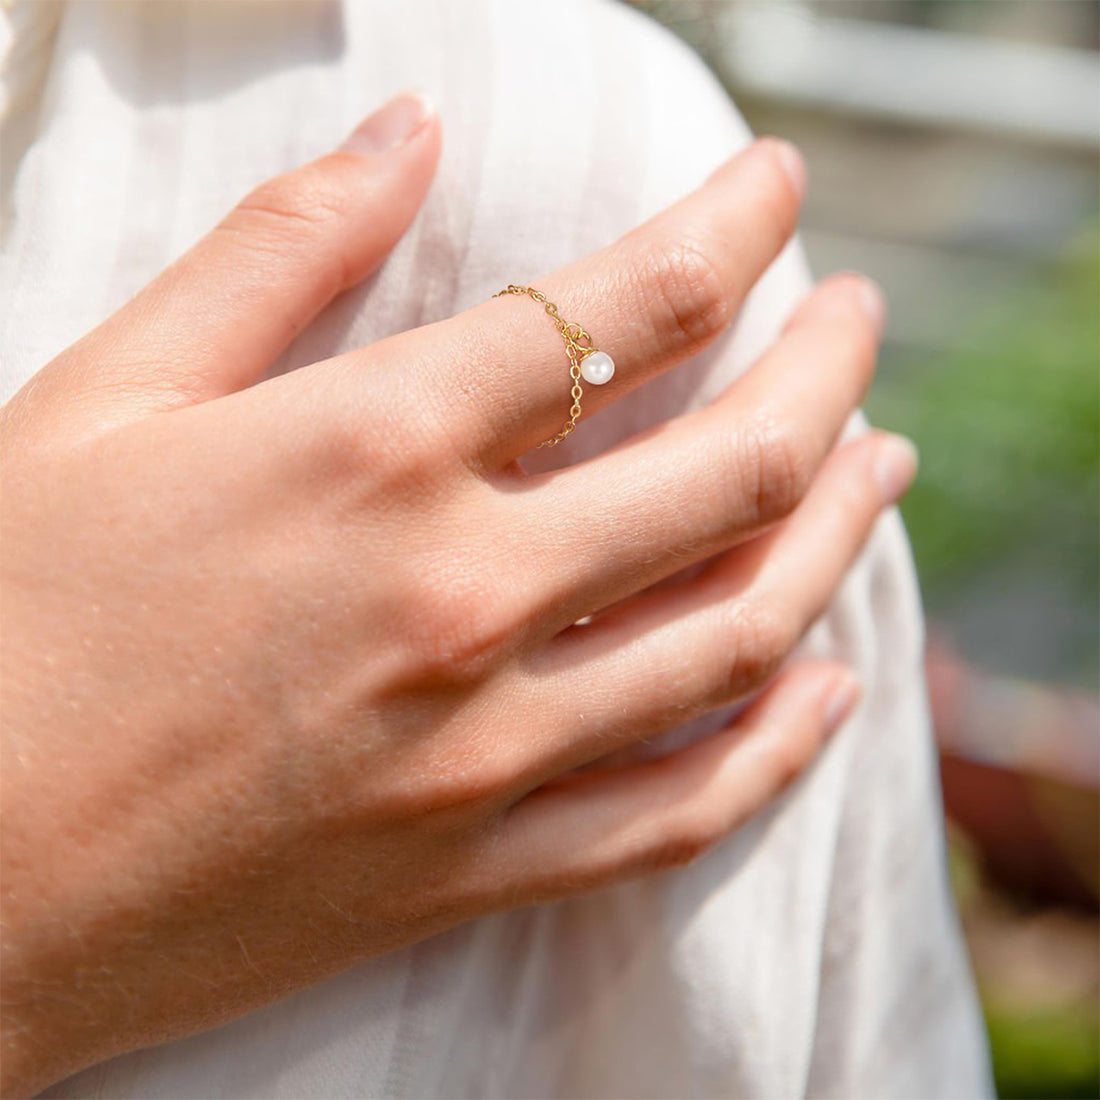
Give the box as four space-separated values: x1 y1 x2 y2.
480 662 860 905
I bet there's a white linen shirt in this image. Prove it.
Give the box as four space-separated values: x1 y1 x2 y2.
1 1 994 1096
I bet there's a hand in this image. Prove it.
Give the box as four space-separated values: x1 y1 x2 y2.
0 91 915 1096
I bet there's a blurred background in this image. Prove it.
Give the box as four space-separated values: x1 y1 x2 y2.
629 2 1099 1097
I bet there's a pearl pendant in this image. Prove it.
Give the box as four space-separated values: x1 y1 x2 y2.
580 350 615 385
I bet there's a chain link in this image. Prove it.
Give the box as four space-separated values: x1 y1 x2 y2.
491 284 597 448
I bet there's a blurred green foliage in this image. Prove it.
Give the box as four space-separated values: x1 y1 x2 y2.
866 224 1100 689
867 224 1099 608
984 1000 1100 1100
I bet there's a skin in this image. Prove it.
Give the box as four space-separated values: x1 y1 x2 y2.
0 93 917 1096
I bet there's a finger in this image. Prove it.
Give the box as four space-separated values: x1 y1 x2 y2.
28 92 441 434
476 662 859 905
350 137 806 465
506 272 886 637
512 430 915 784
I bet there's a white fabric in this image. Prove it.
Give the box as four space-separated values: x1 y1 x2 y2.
1 1 993 1096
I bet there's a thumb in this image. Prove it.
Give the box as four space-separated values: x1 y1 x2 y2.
22 91 441 435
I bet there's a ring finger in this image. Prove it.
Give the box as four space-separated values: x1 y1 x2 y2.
500 271 884 639
511 428 917 784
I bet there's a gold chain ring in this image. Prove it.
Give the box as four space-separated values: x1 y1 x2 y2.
491 285 615 448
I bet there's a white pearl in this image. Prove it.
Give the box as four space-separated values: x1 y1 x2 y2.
580 350 615 385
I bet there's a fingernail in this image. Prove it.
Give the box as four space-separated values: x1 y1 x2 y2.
826 271 886 334
766 138 807 200
340 90 434 156
856 276 887 332
873 433 919 504
823 672 861 735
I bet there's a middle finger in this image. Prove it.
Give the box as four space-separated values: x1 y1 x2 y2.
503 272 885 639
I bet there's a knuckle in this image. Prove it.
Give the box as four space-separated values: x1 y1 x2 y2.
317 380 464 497
641 809 722 873
237 165 351 238
419 746 521 818
728 604 797 695
765 727 816 792
636 235 733 350
222 164 353 292
406 567 525 682
738 415 813 525
326 401 435 485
